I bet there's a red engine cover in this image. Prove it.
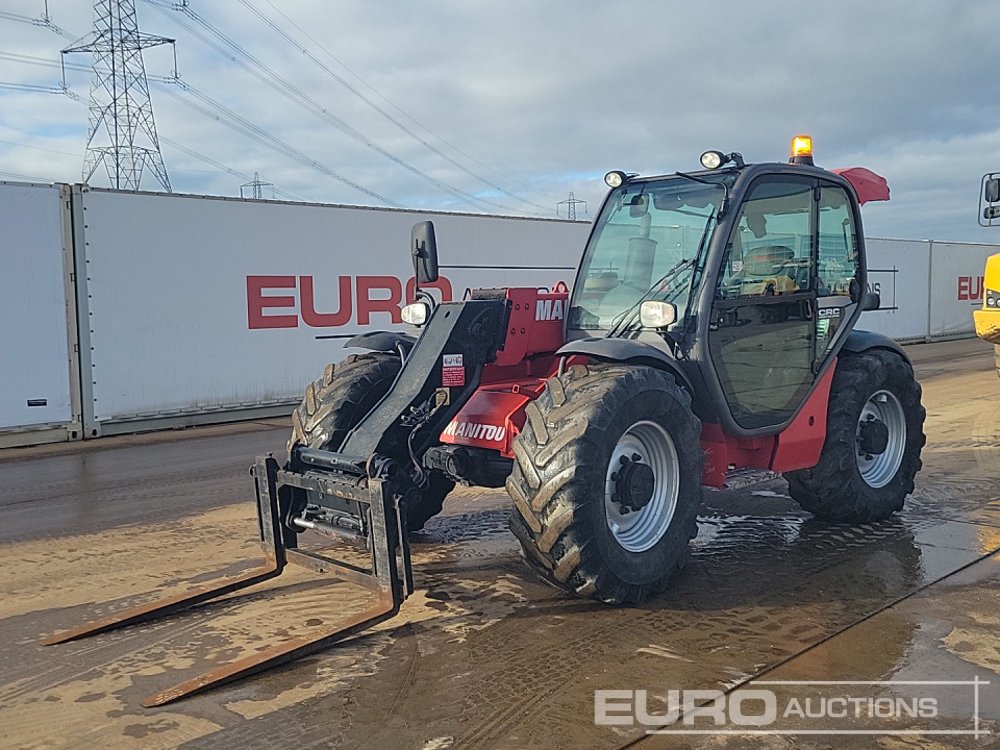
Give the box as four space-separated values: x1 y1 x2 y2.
441 285 567 456
493 285 569 366
440 381 547 458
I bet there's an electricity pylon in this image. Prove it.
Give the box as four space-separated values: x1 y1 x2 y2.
557 191 587 220
241 172 274 200
62 0 174 191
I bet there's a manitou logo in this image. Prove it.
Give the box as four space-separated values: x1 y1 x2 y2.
247 274 453 329
535 297 566 321
443 421 507 442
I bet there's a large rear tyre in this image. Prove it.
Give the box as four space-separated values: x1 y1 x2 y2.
784 349 925 523
507 363 702 605
287 352 453 531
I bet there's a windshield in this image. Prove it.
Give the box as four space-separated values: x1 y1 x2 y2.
568 173 734 332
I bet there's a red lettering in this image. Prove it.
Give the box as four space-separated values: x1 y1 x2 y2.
247 275 297 329
970 275 984 301
957 276 985 301
300 275 352 327
958 276 970 300
356 275 403 325
405 276 454 304
248 273 457 330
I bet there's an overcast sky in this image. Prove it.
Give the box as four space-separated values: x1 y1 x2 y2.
2 1 1000 242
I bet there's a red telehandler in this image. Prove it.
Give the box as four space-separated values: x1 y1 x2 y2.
43 136 925 706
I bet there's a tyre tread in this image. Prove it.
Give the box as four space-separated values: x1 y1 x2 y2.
507 363 702 604
784 349 925 522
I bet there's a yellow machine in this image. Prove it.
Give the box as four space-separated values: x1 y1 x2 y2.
976 175 1000 375
973 252 1000 375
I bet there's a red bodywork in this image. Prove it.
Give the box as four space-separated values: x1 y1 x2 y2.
439 286 566 459
832 167 890 206
699 364 834 487
440 286 834 484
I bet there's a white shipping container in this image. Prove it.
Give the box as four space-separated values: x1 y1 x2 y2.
858 238 932 341
927 241 996 338
3 183 989 441
0 182 79 443
75 187 589 433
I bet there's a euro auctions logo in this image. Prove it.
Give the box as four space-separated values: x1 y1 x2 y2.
595 678 991 737
596 688 788 728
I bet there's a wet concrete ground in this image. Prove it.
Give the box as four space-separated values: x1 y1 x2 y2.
0 338 998 750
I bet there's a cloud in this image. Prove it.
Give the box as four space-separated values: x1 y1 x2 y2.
1 0 999 241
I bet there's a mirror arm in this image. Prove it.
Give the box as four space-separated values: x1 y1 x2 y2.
416 287 437 309
412 240 424 296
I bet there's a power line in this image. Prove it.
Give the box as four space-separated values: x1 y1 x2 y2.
257 0 538 195
0 81 65 94
238 0 549 213
17 81 312 202
141 0 523 214
159 136 309 201
0 136 80 157
0 7 75 40
153 79 401 206
0 50 92 85
0 10 34 23
5 3 551 213
3 42 398 205
0 169 58 182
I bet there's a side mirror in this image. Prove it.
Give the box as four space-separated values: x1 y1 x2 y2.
411 221 439 284
862 291 881 311
639 300 677 329
986 177 1000 204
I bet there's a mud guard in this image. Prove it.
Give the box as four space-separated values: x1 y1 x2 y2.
345 330 416 354
842 329 910 362
556 337 695 394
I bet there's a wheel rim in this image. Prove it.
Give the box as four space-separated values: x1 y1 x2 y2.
604 420 679 552
856 389 906 488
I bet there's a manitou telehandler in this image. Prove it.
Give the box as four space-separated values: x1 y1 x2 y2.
44 136 926 706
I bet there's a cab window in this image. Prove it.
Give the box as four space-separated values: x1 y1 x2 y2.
817 185 859 296
718 179 813 298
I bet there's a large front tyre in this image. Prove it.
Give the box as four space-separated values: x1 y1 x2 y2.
287 352 453 531
785 349 925 523
507 364 703 605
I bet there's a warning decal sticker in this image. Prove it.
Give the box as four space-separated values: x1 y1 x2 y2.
442 353 465 386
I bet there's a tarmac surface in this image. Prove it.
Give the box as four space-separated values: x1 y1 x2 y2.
1 338 998 749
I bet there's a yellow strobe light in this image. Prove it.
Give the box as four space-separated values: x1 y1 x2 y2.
790 135 813 160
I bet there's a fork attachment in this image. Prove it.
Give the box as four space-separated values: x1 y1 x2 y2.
40 453 413 708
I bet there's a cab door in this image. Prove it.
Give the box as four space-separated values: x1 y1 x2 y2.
708 176 818 431
814 182 862 364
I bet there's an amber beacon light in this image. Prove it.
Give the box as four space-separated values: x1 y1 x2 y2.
789 135 814 165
